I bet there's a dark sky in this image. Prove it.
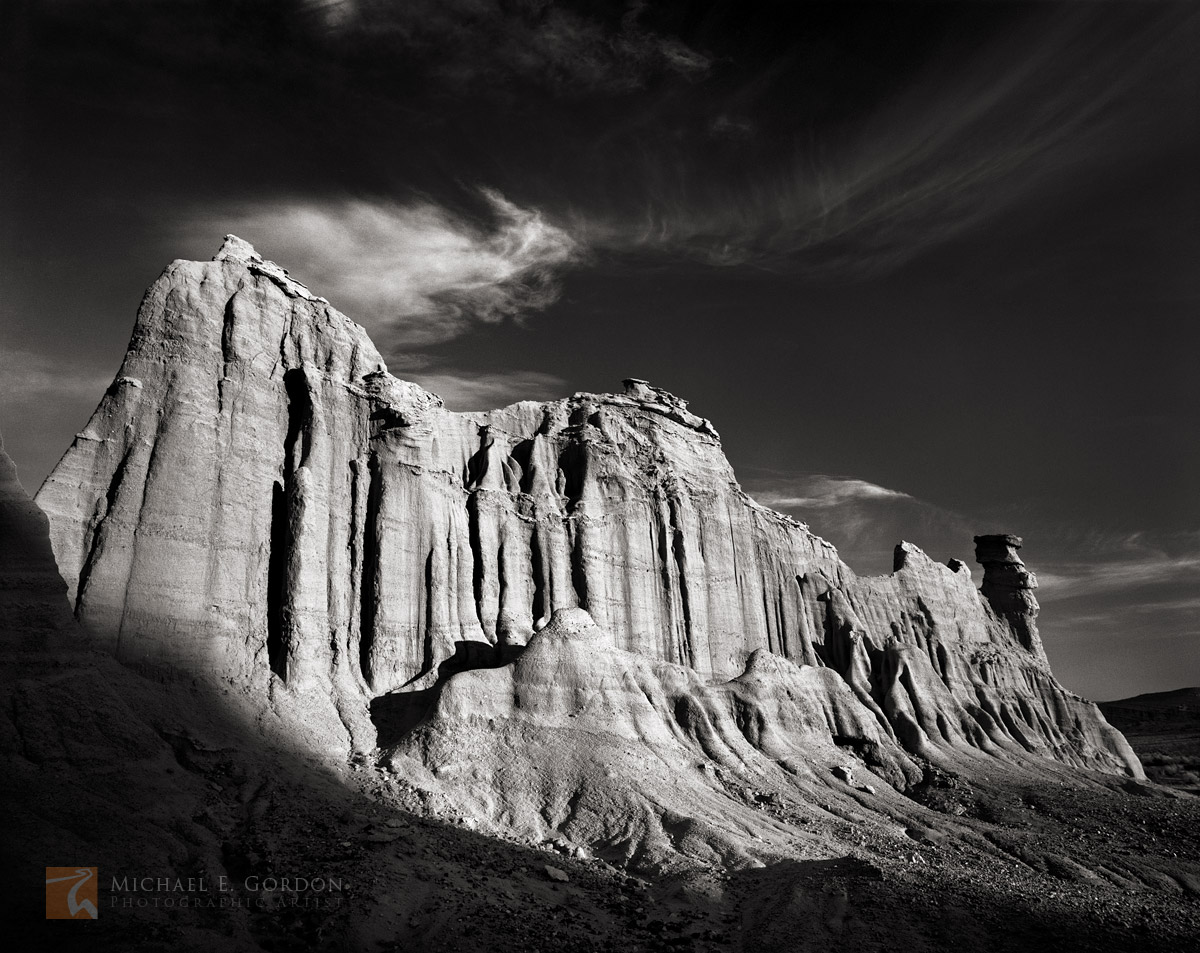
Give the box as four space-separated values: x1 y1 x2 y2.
1 0 1196 700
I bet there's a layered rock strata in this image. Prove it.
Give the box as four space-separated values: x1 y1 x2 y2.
35 238 1138 779
975 534 1042 652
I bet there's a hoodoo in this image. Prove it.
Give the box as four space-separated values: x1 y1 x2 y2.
975 534 1042 652
35 239 1140 815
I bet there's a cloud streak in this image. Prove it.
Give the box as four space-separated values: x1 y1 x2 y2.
743 471 977 577
407 369 569 410
1031 533 1200 697
0 346 114 492
576 4 1196 277
753 475 911 511
0 347 112 406
207 189 579 348
307 0 711 94
744 476 1200 622
1032 530 1200 605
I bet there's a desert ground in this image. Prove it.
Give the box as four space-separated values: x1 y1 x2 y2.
5 633 1198 953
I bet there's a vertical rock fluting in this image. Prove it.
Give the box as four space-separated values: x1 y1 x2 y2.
824 542 1138 773
33 238 1138 775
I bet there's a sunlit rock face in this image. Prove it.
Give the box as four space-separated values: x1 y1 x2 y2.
35 238 1139 778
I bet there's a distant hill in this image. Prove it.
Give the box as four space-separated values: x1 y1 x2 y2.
1101 688 1200 713
1099 689 1200 796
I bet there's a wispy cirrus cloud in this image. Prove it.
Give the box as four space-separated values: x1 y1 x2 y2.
743 475 1200 608
753 475 911 511
577 5 1195 277
197 188 580 348
0 348 112 406
744 471 976 576
1032 530 1200 605
1030 530 1200 699
307 0 711 93
407 369 569 411
0 346 114 492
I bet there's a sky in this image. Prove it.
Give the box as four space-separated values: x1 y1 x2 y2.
0 0 1196 700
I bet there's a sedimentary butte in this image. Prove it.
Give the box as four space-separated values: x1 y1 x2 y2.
36 237 1138 777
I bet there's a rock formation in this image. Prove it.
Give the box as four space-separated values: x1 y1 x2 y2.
34 237 1139 798
6 415 1197 953
975 534 1042 652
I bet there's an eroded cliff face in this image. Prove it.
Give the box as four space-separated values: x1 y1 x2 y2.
35 237 1138 782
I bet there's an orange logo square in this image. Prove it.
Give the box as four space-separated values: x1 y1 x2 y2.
45 867 98 919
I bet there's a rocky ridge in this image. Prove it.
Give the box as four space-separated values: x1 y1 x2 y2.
32 238 1139 860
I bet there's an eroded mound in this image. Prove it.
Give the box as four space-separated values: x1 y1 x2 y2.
382 603 1144 874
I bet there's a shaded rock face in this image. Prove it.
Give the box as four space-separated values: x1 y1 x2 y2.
975 534 1041 652
35 238 1138 782
0 435 73 642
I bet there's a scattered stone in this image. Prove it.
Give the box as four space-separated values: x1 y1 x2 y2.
905 826 947 846
362 832 400 844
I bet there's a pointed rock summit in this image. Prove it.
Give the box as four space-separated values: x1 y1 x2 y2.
213 233 260 263
212 232 327 302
